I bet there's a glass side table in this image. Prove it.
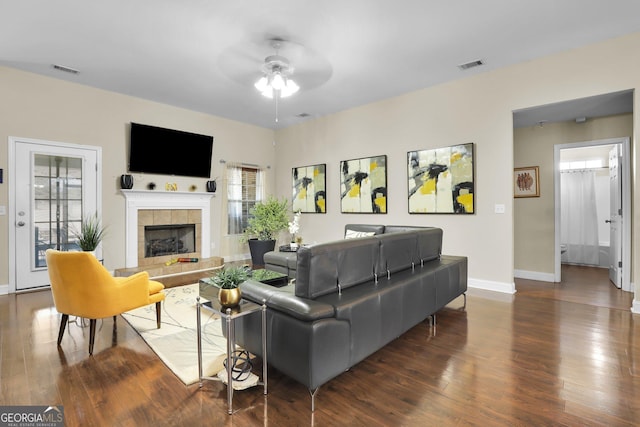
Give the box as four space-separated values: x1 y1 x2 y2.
196 297 267 415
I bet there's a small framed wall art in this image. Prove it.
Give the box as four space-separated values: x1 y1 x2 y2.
407 143 474 214
340 154 387 213
514 166 540 198
292 164 326 213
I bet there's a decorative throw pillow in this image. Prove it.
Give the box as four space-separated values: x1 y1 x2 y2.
344 229 376 239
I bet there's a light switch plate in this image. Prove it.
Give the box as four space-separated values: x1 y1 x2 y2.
0 206 6 216
494 204 505 214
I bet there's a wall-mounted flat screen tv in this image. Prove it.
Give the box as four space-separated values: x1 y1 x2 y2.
128 122 214 178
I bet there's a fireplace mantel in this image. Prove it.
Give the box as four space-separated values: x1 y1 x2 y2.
121 190 214 268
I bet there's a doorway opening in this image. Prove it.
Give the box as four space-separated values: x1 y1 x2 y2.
513 89 633 294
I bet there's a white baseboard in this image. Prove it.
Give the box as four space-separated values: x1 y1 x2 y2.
632 298 640 314
223 253 250 263
0 284 8 295
468 277 516 294
514 269 556 283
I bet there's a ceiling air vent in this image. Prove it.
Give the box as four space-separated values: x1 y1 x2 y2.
296 113 311 118
52 64 80 74
458 59 484 71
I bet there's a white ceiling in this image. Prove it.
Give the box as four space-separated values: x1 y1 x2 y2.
1 1 639 130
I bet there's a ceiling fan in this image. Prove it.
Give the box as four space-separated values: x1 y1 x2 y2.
253 40 300 99
218 36 332 97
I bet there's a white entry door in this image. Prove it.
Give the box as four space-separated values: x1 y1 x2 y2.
608 145 622 288
10 138 101 292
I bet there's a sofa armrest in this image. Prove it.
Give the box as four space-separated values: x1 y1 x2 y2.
240 279 335 322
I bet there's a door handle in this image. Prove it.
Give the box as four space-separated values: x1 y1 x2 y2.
17 221 26 227
605 220 612 223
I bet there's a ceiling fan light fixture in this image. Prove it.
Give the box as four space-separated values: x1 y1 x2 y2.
270 71 286 90
254 76 269 92
280 79 299 97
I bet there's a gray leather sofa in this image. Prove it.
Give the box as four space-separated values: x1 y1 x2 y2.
237 224 467 410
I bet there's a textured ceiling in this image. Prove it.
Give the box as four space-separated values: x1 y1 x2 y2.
1 1 639 129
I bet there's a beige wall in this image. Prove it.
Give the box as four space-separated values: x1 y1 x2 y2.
273 32 640 295
2 31 640 300
514 114 633 276
0 66 275 288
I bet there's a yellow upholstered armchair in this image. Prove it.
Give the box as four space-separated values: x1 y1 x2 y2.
45 249 166 355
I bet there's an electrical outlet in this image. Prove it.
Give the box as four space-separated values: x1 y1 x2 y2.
0 206 5 215
494 204 505 214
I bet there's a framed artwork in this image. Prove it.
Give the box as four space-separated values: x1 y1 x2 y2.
340 155 387 213
292 164 326 213
407 143 474 214
514 166 540 198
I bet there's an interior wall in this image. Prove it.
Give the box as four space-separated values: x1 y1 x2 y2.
2 32 640 298
274 32 640 294
514 114 633 277
0 66 275 286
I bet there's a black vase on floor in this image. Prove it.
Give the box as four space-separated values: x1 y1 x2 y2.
120 174 134 189
248 239 276 269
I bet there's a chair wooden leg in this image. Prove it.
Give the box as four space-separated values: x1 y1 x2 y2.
156 301 162 329
57 314 69 346
89 319 97 355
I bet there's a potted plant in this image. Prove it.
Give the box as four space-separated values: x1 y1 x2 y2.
244 196 289 268
203 266 249 308
73 213 107 253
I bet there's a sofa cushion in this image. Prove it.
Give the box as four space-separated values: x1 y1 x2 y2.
296 236 379 299
416 228 442 263
376 232 419 276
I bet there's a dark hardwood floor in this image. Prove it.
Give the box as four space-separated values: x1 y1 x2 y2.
1 264 638 426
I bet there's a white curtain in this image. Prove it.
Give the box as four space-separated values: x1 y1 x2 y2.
219 161 265 261
560 170 599 265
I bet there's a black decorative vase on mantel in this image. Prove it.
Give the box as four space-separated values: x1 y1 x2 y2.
248 239 276 269
120 174 134 189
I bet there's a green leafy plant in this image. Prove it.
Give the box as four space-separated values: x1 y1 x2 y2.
244 196 290 241
250 268 284 282
73 213 107 251
209 266 249 289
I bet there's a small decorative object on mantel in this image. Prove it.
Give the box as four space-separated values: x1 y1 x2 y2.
120 174 134 189
165 183 178 191
189 185 197 192
205 266 248 309
514 166 540 198
147 182 156 190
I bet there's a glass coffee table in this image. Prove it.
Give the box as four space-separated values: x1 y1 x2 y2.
248 268 289 287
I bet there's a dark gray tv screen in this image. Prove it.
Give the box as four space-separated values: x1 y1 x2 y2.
128 122 213 178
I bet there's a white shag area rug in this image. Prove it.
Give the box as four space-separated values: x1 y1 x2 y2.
122 284 227 385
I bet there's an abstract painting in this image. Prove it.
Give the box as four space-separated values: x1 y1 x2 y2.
292 164 326 213
407 143 474 214
340 155 387 213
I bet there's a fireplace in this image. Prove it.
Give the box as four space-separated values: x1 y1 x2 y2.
121 190 214 268
145 224 195 257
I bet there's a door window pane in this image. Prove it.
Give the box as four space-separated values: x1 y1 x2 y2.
33 154 84 267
